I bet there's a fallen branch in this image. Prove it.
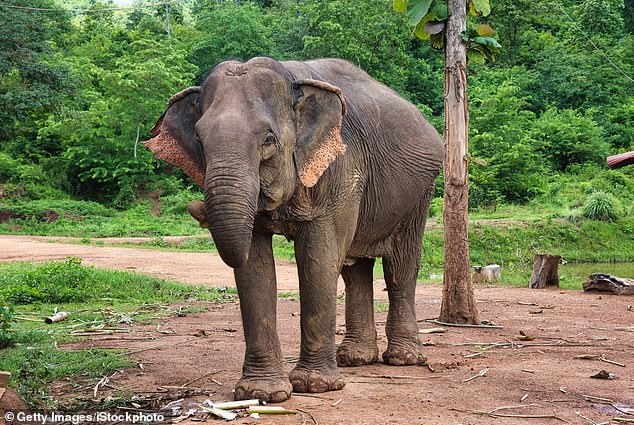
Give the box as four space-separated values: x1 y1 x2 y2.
125 337 199 355
426 319 503 329
463 368 488 383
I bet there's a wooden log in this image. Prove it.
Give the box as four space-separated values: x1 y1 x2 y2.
529 254 561 289
583 273 634 295
607 151 634 169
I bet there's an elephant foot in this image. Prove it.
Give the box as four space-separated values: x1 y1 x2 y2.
234 376 293 403
289 366 346 393
382 340 427 366
336 340 378 367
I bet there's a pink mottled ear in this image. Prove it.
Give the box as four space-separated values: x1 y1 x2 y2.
293 79 347 188
144 87 205 188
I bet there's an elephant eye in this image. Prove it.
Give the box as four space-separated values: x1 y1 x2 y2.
260 133 279 161
264 133 277 145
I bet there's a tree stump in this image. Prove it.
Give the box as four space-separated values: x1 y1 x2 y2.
529 254 561 289
583 274 634 295
473 264 501 283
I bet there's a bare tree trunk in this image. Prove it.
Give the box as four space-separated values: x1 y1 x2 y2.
438 0 479 324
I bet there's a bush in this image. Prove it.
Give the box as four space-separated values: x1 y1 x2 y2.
582 191 619 221
0 199 114 222
0 305 17 348
0 258 90 304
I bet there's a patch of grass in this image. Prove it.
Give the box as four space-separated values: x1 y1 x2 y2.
0 258 236 305
0 345 131 409
0 199 207 238
581 191 619 221
0 259 237 409
374 301 389 313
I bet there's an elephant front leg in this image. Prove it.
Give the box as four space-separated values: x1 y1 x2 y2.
233 231 292 402
289 227 346 393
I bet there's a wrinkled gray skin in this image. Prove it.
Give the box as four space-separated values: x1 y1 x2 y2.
145 57 443 402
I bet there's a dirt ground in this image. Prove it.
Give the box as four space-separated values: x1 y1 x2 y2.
1 235 633 424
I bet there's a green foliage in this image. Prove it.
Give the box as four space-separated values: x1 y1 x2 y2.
0 258 90 304
581 190 620 221
191 2 276 77
532 108 608 172
0 0 631 219
395 0 499 64
0 305 17 348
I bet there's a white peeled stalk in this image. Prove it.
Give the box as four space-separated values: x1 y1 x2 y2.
212 399 260 410
198 404 237 420
248 406 297 415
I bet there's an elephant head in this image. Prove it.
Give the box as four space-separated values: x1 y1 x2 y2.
145 57 347 268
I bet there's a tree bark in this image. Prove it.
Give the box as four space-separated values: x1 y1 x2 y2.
529 254 561 289
438 0 479 324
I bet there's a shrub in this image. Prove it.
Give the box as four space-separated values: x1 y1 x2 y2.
582 191 619 221
0 258 90 304
0 305 17 348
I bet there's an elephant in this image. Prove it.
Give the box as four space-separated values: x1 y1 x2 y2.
145 57 443 402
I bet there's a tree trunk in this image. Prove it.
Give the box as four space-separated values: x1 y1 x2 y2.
438 0 479 324
529 254 561 289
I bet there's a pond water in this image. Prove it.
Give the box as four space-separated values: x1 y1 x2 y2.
560 262 634 280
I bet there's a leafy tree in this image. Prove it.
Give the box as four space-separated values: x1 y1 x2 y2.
532 108 609 172
0 0 72 153
190 2 277 79
470 75 547 204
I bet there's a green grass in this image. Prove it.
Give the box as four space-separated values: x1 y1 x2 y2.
0 259 237 409
0 199 207 238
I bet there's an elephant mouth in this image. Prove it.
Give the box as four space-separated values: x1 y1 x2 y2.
257 189 282 212
187 200 208 228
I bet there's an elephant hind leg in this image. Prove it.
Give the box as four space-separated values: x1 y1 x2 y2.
381 194 432 366
337 258 378 367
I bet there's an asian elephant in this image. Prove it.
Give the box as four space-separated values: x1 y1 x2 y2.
145 57 443 402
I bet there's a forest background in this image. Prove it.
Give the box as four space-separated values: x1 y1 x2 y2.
1 0 633 284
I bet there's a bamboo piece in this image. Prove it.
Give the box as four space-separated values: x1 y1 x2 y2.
45 311 69 324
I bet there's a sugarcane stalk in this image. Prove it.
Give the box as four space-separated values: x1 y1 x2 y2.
212 399 260 410
248 406 297 415
199 405 237 420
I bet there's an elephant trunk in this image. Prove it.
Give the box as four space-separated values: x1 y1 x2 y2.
204 163 258 269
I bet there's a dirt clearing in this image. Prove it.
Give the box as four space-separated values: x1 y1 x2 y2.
2 235 633 424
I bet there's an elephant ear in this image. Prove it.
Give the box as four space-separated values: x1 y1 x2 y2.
293 79 348 188
144 87 205 188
